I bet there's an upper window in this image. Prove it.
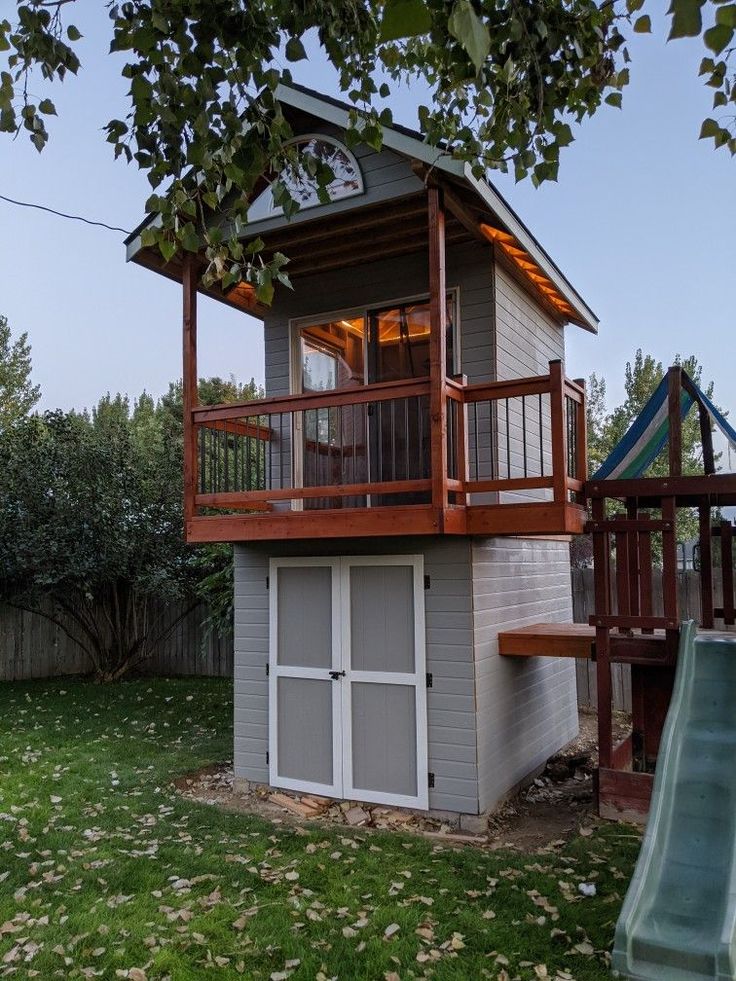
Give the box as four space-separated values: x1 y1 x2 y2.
248 136 364 222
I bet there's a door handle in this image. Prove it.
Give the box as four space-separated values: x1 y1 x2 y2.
329 670 346 680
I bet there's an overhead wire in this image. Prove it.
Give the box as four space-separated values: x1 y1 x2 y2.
0 192 131 235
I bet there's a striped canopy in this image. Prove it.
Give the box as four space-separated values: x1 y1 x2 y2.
593 374 736 480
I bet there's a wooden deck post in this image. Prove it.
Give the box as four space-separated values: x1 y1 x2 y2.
699 505 714 628
428 186 448 526
591 495 613 771
667 365 683 477
183 255 199 527
549 360 568 505
574 377 588 487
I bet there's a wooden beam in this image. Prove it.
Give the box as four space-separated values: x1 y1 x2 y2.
682 370 716 474
586 473 736 503
667 365 683 477
661 496 678 626
192 376 430 423
598 768 654 823
262 193 427 252
195 477 431 506
699 505 714 628
186 504 442 543
498 623 595 659
464 501 587 536
182 255 199 524
428 185 448 526
549 360 568 505
722 520 734 625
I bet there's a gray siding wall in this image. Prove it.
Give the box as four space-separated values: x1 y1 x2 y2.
242 122 423 240
493 257 565 502
471 537 578 813
265 240 494 397
233 537 478 813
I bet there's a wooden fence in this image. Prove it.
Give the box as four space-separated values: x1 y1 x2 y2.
1 572 706 714
0 601 232 682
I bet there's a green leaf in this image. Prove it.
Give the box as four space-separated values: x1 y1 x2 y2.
704 23 733 53
379 0 432 42
716 4 736 28
67 25 82 41
180 223 200 253
38 98 56 116
285 37 307 62
448 0 491 72
667 0 705 39
633 15 652 32
626 0 645 10
605 92 623 108
699 117 721 139
159 238 177 262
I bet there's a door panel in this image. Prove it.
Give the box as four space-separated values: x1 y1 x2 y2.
351 682 418 797
350 565 415 673
269 559 341 796
276 566 332 668
342 557 428 809
277 677 333 784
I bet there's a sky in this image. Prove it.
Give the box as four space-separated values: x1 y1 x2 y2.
0 6 734 417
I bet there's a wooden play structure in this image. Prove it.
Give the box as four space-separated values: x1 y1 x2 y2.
500 364 736 820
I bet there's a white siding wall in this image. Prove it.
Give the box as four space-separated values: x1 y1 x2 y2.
471 537 578 812
233 537 479 814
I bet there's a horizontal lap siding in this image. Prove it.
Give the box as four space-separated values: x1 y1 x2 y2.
472 537 578 813
233 538 479 814
494 261 564 503
233 547 270 783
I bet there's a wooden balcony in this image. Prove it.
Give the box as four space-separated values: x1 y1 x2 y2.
184 362 587 543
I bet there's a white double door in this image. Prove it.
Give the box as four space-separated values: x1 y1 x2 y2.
268 555 428 809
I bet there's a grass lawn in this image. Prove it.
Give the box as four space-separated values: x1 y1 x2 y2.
0 678 640 980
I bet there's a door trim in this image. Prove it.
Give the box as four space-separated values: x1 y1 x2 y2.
340 555 429 809
268 554 429 809
268 557 343 797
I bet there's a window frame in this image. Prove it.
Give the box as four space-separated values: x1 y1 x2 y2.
248 134 365 223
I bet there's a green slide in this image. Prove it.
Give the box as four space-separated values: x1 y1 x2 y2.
613 622 736 981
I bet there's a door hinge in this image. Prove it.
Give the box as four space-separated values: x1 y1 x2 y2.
265 662 269 677
426 672 433 688
428 772 435 788
265 575 269 590
266 751 269 765
424 574 431 590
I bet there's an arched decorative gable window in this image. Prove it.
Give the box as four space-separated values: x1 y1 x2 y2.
248 135 364 222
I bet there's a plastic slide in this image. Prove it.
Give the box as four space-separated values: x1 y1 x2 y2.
613 621 736 981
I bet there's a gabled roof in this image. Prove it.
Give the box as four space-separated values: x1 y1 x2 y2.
126 82 598 332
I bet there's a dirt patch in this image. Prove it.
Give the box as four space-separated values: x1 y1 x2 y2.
175 710 633 852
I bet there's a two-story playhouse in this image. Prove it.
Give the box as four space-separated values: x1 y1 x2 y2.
126 84 597 820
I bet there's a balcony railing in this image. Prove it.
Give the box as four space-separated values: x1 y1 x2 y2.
187 361 586 538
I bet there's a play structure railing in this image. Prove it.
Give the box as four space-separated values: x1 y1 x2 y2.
699 519 736 627
190 361 586 517
587 499 680 634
